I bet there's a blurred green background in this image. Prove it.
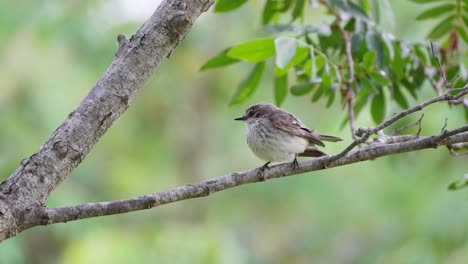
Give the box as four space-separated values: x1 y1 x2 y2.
0 1 467 263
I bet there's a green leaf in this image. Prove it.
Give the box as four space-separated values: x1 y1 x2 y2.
416 4 455 20
363 51 376 69
200 49 240 71
227 38 275 62
312 68 333 102
326 89 336 108
465 107 468 123
354 91 370 119
463 15 468 28
366 31 384 65
457 26 468 44
291 82 314 96
391 42 405 80
214 0 248 13
292 0 306 21
381 32 394 61
229 62 265 105
371 90 386 124
447 174 468 191
275 37 297 69
274 46 309 76
311 85 324 102
414 45 428 64
369 70 391 86
401 78 418 99
393 83 409 109
351 34 363 55
274 75 288 106
427 15 455 40
360 76 375 94
262 0 278 25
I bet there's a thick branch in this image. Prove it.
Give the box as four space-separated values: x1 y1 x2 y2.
0 0 214 242
29 128 468 226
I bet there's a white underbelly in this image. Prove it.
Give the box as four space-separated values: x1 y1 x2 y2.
246 121 308 163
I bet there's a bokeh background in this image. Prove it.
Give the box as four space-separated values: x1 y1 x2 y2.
0 0 467 263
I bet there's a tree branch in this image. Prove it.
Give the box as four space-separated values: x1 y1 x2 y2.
27 128 467 226
0 0 214 242
319 0 357 140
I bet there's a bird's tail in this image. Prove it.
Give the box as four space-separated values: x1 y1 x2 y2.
298 147 327 157
318 134 342 142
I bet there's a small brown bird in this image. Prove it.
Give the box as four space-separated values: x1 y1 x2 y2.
235 102 342 169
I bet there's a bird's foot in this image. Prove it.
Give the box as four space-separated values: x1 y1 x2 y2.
291 156 299 171
257 162 270 181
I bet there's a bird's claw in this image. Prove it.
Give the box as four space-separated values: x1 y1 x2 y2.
291 156 299 171
257 162 270 181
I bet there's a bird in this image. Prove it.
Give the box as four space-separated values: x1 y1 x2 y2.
234 102 342 171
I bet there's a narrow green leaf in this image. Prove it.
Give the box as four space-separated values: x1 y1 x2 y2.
275 37 297 69
369 0 380 22
262 0 278 25
457 26 468 44
391 42 405 80
366 31 384 65
312 69 333 102
463 15 468 28
229 62 265 105
427 15 455 40
291 82 314 96
363 51 377 69
369 70 391 86
214 0 248 13
227 38 275 62
274 75 288 106
416 4 455 20
311 85 324 102
292 0 306 21
354 91 370 119
200 49 240 71
414 45 428 64
381 32 394 61
465 107 468 123
360 76 375 94
351 33 363 54
326 89 336 108
393 83 409 109
401 78 418 99
371 90 386 124
278 0 294 12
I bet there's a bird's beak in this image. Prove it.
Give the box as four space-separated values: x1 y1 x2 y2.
234 115 247 121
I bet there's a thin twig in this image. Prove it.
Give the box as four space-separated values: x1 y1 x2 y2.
441 118 448 133
319 0 357 139
330 86 468 161
430 42 449 88
391 113 424 136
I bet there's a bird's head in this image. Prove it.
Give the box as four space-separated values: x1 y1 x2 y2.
234 102 276 122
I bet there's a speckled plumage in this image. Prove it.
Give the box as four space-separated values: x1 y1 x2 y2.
235 103 342 164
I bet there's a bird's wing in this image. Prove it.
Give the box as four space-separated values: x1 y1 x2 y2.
270 111 325 147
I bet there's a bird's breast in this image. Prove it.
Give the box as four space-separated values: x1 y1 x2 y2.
246 119 308 163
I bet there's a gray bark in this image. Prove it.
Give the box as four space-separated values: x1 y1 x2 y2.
31 130 468 226
0 0 214 242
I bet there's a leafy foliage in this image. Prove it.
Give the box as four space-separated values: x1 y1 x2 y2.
203 0 468 123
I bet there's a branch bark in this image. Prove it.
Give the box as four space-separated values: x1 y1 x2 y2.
0 0 214 242
27 128 468 226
